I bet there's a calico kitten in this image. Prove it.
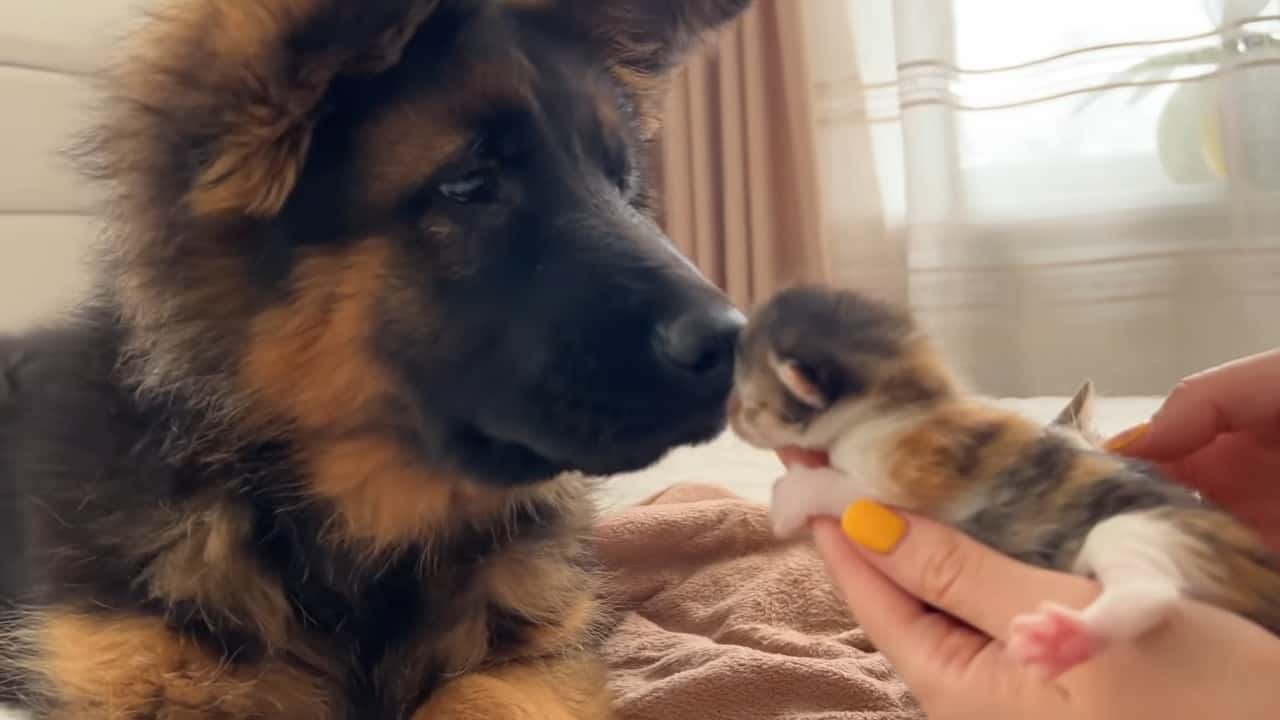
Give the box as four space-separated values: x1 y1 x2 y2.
730 284 1280 677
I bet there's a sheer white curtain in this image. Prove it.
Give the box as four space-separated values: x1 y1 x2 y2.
806 0 1280 396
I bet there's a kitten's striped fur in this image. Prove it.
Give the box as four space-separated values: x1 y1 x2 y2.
731 285 1280 676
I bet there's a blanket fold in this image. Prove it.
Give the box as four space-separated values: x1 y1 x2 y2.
598 483 923 719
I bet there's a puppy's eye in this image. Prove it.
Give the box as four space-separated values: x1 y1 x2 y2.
608 162 631 193
604 147 633 196
438 170 497 204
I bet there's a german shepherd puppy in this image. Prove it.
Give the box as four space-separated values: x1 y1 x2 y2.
0 1 750 717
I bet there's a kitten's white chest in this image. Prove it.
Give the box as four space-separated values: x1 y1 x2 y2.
768 411 923 538
826 413 917 506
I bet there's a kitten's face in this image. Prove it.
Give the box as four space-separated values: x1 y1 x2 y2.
729 286 923 450
1048 379 1105 448
729 350 828 449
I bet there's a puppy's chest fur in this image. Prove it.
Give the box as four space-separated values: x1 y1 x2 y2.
28 464 593 718
0 328 600 717
244 492 590 716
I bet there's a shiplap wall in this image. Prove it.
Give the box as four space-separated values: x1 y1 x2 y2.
0 0 148 332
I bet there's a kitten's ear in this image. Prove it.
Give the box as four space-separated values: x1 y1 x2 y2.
1052 379 1097 433
769 354 829 410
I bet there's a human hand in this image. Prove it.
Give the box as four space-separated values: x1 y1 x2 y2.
811 505 1280 720
1106 349 1280 552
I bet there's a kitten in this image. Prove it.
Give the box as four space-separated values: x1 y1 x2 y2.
730 284 1280 678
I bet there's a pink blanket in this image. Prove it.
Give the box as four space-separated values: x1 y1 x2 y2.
597 483 922 719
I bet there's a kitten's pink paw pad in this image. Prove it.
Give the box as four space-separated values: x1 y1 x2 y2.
1007 604 1100 678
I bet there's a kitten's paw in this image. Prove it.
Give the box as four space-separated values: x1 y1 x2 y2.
769 475 815 538
769 502 811 539
769 467 847 539
1007 603 1103 679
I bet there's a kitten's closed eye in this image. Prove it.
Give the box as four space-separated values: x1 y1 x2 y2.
745 403 793 426
776 406 808 425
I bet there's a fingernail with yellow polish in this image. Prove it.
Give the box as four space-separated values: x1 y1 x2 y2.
841 500 906 554
1105 422 1149 452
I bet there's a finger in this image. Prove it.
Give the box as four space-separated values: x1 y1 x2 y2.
839 500 1098 643
1163 432 1280 492
812 519 991 682
1109 349 1280 460
813 518 923 629
1160 434 1280 552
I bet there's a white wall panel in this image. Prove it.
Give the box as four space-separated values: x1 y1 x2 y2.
0 1 149 329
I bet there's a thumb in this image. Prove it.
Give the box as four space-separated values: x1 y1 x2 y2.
837 500 1097 643
812 518 988 687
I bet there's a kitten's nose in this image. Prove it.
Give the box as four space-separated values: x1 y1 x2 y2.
655 304 746 379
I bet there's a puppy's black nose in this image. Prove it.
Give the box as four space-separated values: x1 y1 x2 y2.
656 304 746 377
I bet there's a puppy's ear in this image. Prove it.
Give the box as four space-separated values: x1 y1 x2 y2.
570 0 752 136
105 0 441 218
